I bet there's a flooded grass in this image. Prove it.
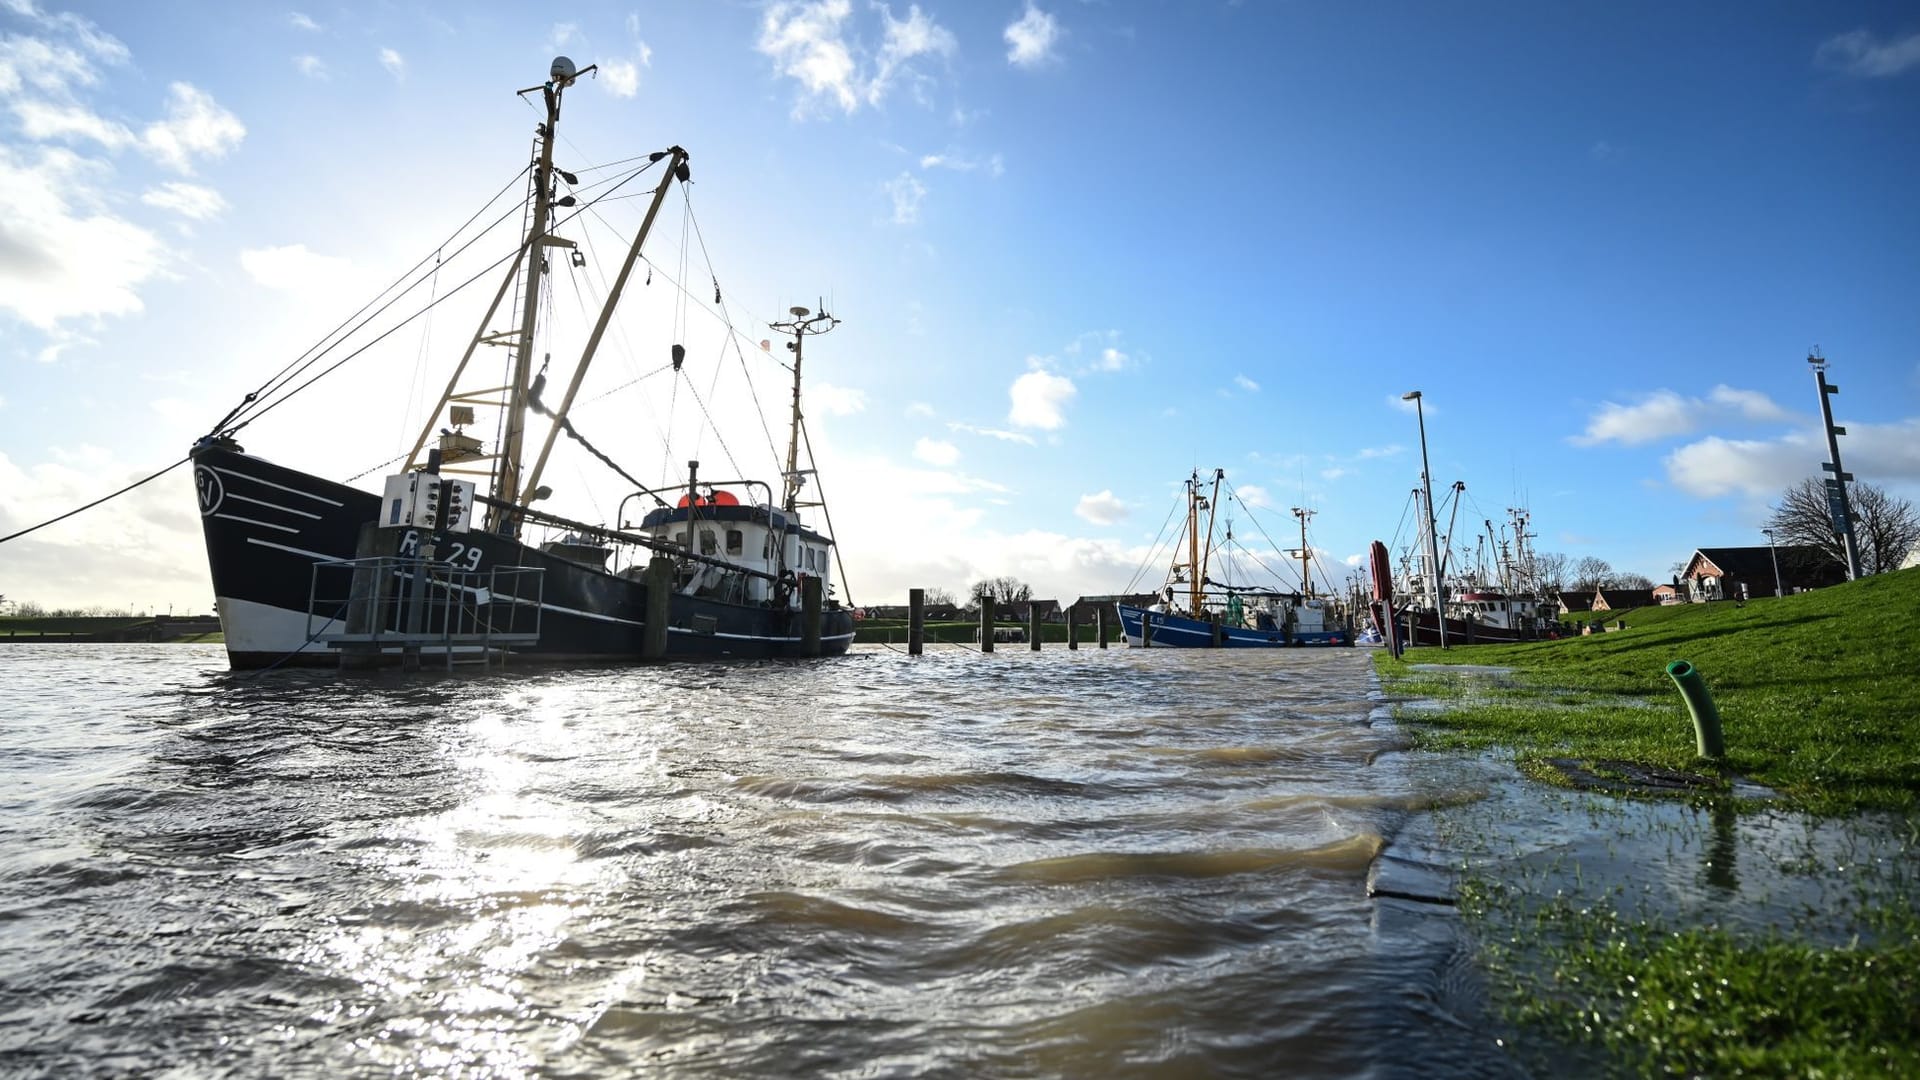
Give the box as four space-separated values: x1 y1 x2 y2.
1378 568 1920 1076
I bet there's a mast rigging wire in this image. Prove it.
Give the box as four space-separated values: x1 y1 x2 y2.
220 159 663 435
0 457 189 546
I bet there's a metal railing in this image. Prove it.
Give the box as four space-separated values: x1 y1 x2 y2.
308 556 545 663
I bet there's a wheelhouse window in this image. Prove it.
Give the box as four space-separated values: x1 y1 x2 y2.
700 530 718 555
726 529 744 555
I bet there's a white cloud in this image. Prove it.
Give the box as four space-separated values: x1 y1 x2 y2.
294 54 328 80
808 380 867 416
140 83 245 174
947 420 1035 446
1004 4 1061 68
1095 346 1128 371
239 243 351 292
547 22 578 51
1572 384 1790 447
1663 418 1920 497
1235 483 1274 509
1075 489 1126 525
1355 444 1403 460
1233 373 1259 393
378 48 405 81
918 151 1003 176
140 181 226 220
0 15 126 100
1321 467 1348 481
602 59 639 97
0 146 163 329
913 437 959 466
884 170 926 224
1707 384 1790 421
290 12 320 32
1008 368 1075 430
9 100 134 148
757 0 954 116
1816 29 1920 78
906 401 935 417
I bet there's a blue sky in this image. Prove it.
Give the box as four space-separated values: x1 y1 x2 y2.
3 1 1918 613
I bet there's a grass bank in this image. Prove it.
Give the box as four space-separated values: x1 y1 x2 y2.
1378 567 1920 1077
1380 566 1920 814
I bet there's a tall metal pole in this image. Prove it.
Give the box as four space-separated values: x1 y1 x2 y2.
1762 527 1783 597
1405 390 1448 647
1809 353 1863 580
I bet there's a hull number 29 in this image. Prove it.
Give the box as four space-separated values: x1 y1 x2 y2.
398 529 484 571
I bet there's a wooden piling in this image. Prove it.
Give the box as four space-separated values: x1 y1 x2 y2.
1028 603 1042 651
980 596 996 653
1096 605 1109 648
642 556 673 658
907 587 925 655
1142 610 1154 648
1209 612 1223 648
1066 604 1078 650
802 576 822 656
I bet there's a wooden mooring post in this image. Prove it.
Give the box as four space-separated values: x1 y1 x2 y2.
802 576 823 657
979 595 996 653
1096 605 1109 648
1028 603 1042 651
1066 605 1078 650
642 556 673 659
907 588 925 656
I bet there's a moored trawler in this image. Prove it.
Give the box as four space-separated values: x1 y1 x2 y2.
191 56 854 668
1115 468 1352 648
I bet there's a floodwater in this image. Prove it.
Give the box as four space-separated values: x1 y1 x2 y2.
0 644 1503 1078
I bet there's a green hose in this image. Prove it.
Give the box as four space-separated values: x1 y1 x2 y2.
1667 659 1725 759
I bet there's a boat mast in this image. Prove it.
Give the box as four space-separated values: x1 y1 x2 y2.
1196 468 1224 615
488 57 593 535
1292 506 1314 597
1185 471 1202 616
769 305 838 514
1403 389 1448 647
515 144 690 511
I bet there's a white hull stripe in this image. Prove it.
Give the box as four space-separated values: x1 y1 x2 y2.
225 492 322 519
214 512 300 534
210 465 345 506
245 537 342 561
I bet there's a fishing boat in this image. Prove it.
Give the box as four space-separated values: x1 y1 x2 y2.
190 57 855 669
1115 469 1350 648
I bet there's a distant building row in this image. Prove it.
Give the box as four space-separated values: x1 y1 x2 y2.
1555 544 1847 617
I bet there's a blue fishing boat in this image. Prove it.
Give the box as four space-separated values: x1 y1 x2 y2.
1115 469 1349 648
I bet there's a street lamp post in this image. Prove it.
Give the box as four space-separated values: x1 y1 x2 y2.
1403 390 1448 648
1762 527 1783 597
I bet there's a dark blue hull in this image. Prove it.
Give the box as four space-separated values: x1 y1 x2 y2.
1115 605 1347 648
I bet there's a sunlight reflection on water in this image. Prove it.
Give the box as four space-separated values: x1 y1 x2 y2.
0 643 1507 1078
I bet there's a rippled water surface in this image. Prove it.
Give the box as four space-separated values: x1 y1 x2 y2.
0 644 1496 1077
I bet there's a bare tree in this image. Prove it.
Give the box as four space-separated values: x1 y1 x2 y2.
921 587 956 607
1570 556 1614 593
1528 549 1574 591
1532 551 1571 593
967 576 1033 607
1613 572 1655 590
1766 478 1920 576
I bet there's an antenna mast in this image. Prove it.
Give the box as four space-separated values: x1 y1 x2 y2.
769 305 839 514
